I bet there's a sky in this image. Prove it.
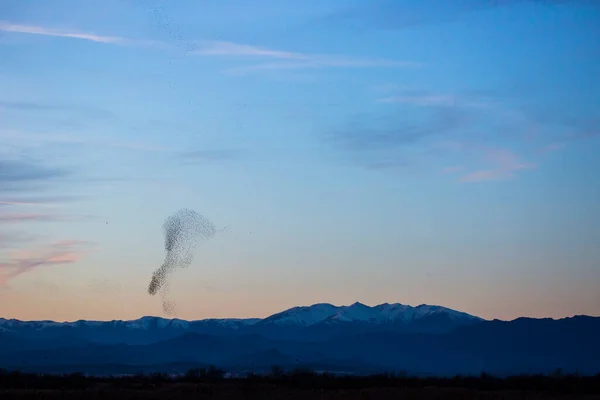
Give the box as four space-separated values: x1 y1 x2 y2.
0 0 599 322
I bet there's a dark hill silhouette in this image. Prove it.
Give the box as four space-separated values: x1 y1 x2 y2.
1 315 598 376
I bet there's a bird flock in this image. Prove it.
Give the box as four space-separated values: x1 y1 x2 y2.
147 208 218 315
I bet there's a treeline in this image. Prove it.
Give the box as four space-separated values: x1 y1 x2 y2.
1 367 599 395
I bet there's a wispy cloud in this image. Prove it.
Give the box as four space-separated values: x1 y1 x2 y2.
379 91 493 109
0 21 160 48
322 107 470 172
52 240 92 248
0 231 36 250
460 148 537 182
225 57 422 75
327 107 467 157
1 21 422 75
194 40 304 59
329 87 544 180
0 158 69 194
194 40 423 74
0 195 80 208
509 108 600 149
372 86 597 180
0 213 62 222
0 240 94 286
0 21 126 43
0 158 98 275
0 213 90 223
0 158 88 229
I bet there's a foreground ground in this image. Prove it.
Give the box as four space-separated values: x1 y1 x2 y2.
2 383 600 399
1 371 599 399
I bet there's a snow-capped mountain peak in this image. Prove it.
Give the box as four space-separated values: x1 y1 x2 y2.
260 302 481 327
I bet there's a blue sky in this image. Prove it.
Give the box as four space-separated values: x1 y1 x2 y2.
1 0 599 321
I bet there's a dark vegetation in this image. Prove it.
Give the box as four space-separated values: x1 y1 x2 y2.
1 367 599 399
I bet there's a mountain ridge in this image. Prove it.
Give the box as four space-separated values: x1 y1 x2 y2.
1 302 598 376
0 301 482 327
1 314 598 377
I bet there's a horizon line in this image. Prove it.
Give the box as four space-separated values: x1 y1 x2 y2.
2 301 595 324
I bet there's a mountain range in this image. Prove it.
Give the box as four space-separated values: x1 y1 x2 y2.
1 302 598 377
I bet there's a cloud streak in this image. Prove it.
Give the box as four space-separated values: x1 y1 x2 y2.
328 107 467 154
197 40 422 75
324 105 470 172
0 158 89 229
379 93 492 109
0 21 421 74
0 240 93 286
0 195 80 208
0 231 36 250
0 213 61 222
460 148 537 182
328 86 551 181
0 158 72 198
0 213 86 223
378 87 509 111
194 40 422 68
194 40 304 59
0 159 68 185
0 21 159 48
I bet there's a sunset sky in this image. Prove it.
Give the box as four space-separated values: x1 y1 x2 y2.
1 0 599 322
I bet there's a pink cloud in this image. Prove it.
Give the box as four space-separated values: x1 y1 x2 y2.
0 241 94 286
0 213 96 223
0 213 62 222
0 253 79 286
46 252 79 263
460 148 536 183
0 201 59 207
52 240 91 248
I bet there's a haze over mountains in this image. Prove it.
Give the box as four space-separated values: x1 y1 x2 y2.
1 302 598 377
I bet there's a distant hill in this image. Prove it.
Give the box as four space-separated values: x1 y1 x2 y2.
1 302 598 376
